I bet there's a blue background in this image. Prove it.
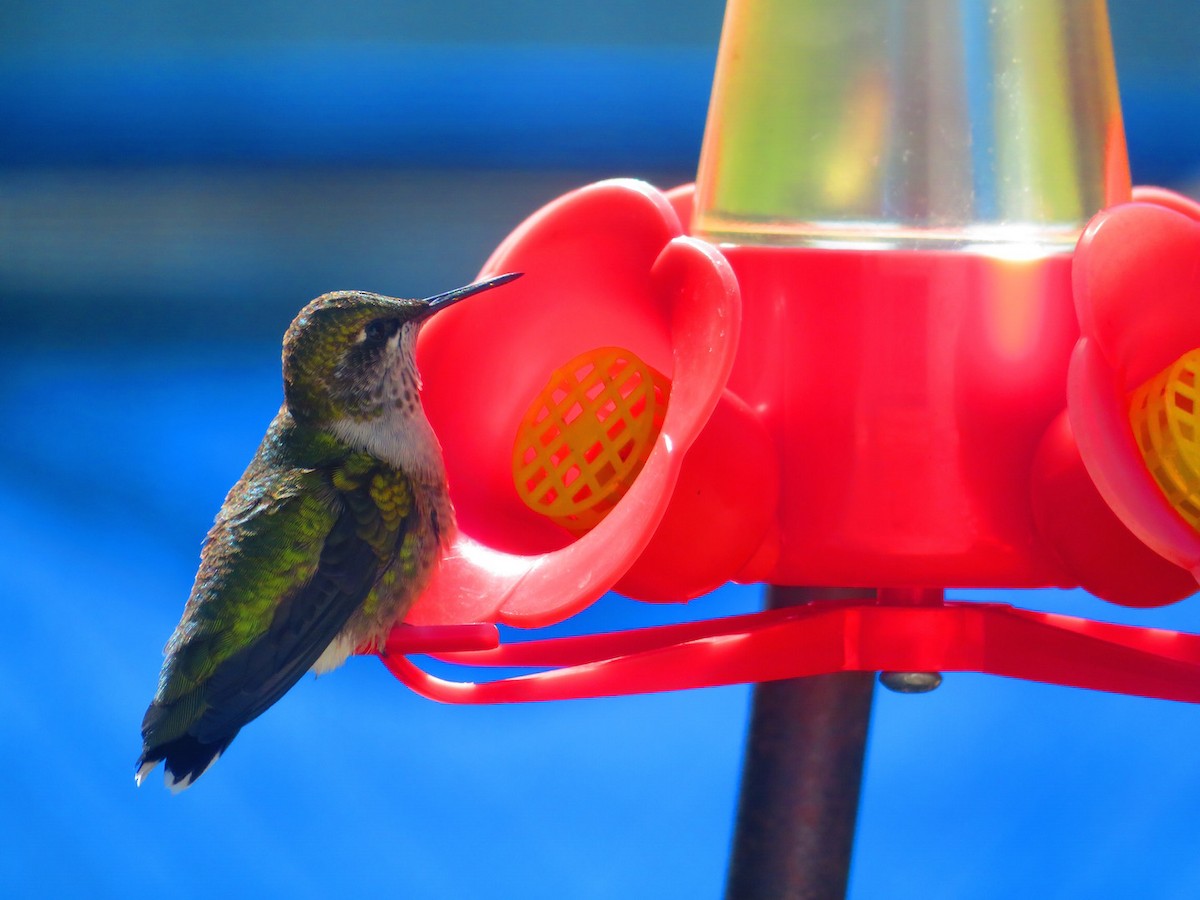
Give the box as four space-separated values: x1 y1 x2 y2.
3 1 1200 897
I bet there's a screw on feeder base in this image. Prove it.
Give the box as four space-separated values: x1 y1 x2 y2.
875 589 945 696
879 671 943 693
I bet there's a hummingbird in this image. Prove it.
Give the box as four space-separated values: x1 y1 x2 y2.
136 272 521 791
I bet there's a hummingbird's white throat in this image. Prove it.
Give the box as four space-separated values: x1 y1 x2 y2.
330 324 446 485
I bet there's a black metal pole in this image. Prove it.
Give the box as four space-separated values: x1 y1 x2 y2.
725 586 877 900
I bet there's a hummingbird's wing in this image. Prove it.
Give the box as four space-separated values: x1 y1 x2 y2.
138 449 414 790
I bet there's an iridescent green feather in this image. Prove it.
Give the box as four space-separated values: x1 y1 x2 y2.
144 409 413 748
156 472 336 702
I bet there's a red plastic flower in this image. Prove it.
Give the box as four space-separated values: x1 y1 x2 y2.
404 179 746 628
1068 188 1200 578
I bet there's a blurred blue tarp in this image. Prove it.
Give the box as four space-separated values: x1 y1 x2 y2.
0 46 1197 184
0 47 711 170
8 345 1200 898
3 1 1200 897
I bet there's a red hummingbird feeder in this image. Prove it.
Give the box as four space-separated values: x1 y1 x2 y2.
367 0 1200 710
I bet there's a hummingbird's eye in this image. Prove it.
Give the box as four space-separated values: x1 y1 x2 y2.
362 318 399 344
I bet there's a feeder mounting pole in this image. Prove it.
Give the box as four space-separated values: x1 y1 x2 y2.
725 586 877 900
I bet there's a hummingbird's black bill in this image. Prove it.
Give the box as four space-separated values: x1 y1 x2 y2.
419 272 522 319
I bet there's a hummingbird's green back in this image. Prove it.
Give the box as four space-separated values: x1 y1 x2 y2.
139 410 416 789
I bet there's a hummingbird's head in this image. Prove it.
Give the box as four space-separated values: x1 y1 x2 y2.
281 273 520 424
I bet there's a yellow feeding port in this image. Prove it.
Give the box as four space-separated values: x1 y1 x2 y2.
513 347 670 533
1130 348 1200 530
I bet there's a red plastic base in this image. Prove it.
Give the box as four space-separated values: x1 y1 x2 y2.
379 591 1200 705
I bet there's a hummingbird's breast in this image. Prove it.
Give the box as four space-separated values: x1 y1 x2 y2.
310 471 454 674
313 397 455 673
373 476 455 621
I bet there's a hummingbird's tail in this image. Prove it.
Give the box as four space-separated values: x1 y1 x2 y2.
136 734 235 793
